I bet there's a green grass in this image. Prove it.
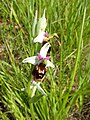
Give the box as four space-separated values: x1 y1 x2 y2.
0 0 90 120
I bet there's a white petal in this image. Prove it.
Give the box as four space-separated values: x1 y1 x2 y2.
36 83 47 96
21 87 26 91
46 60 55 68
30 81 40 87
34 31 45 43
40 42 51 58
30 81 47 96
37 10 47 34
22 56 39 65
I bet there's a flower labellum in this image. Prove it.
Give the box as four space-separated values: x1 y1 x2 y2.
32 63 47 81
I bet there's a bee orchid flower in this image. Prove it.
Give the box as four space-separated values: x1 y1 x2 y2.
22 42 54 68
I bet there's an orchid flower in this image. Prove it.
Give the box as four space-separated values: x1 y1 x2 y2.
22 42 54 68
34 9 48 43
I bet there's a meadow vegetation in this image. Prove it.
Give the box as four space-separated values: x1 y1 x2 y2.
0 0 90 120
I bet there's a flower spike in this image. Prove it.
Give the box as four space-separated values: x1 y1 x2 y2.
22 9 57 97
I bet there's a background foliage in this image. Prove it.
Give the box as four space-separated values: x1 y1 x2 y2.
0 0 90 120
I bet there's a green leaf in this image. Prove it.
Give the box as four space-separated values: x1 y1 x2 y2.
86 54 90 73
29 95 44 104
32 10 38 37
